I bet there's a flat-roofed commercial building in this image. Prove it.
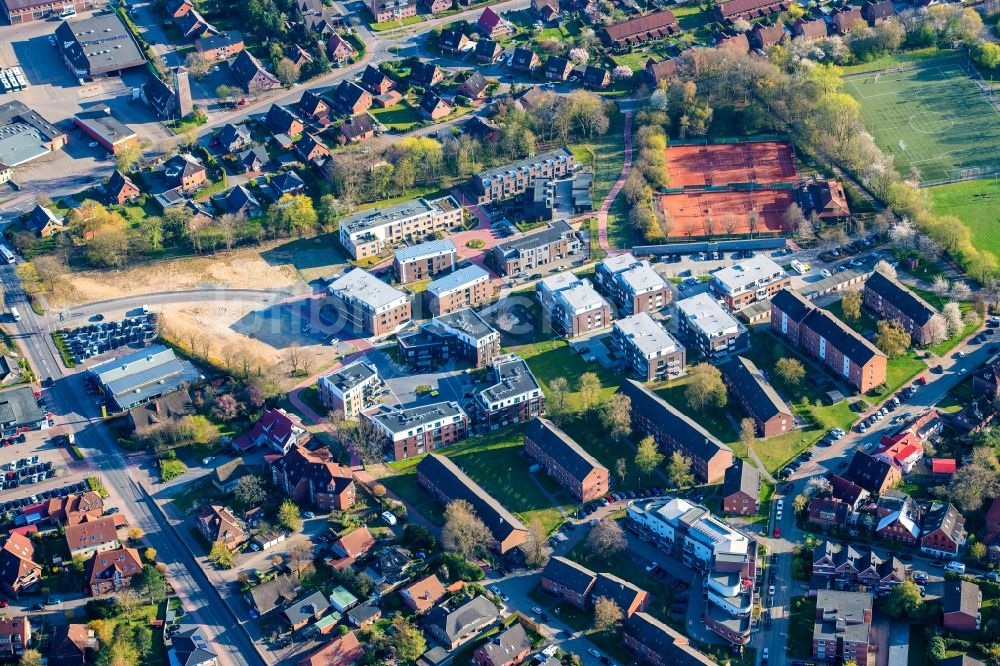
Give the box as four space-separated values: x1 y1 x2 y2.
710 255 790 310
318 360 381 419
0 386 46 431
55 14 147 79
3 0 95 23
327 268 411 337
88 344 200 413
73 106 138 155
675 292 749 360
0 101 67 167
338 196 462 260
427 265 492 316
471 148 575 204
611 313 685 381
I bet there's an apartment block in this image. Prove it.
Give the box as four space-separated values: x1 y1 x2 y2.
337 195 462 260
719 356 793 438
364 401 470 461
427 265 493 316
537 272 612 338
863 271 941 346
595 253 671 315
489 220 581 277
471 148 575 204
617 380 733 484
397 308 501 370
524 417 609 502
474 354 545 430
393 239 457 284
611 313 685 381
711 256 790 310
812 591 873 664
327 269 411 337
770 289 887 393
675 292 749 361
318 359 382 419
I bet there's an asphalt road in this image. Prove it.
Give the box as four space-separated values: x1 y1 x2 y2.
0 264 265 666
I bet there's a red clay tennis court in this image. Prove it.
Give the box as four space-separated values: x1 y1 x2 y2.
666 141 798 188
658 189 794 238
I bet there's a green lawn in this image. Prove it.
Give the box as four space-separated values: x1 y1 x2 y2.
605 191 642 250
929 178 1000 270
568 110 626 203
536 17 582 41
369 101 423 131
786 596 818 658
652 377 740 443
384 426 575 534
368 13 424 30
509 338 620 412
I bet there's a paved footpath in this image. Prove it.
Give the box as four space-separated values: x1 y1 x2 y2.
592 111 633 255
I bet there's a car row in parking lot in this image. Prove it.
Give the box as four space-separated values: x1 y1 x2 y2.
0 479 89 514
60 313 157 363
576 487 665 518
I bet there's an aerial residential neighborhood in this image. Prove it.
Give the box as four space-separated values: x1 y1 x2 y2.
1 0 1000 664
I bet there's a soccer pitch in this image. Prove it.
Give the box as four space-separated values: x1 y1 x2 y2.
844 57 1000 185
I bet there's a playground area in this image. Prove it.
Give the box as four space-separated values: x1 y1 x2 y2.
665 140 798 188
844 55 1000 185
658 189 794 238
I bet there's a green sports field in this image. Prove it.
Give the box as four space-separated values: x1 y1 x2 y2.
929 178 1000 260
844 56 1000 185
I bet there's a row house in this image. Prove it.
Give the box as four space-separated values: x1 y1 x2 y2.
489 219 582 277
337 195 462 260
720 355 794 438
327 269 412 338
675 292 749 361
363 401 470 461
811 541 906 593
427 265 493 316
367 0 416 22
524 417 609 502
397 309 502 370
713 0 789 22
843 451 901 495
600 9 680 49
618 380 734 484
863 271 941 346
272 445 355 511
537 272 612 339
771 289 888 393
416 454 530 554
710 255 790 311
471 148 575 204
474 354 545 430
611 313 686 382
393 239 457 284
595 253 671 315
318 360 382 420
0 618 30 659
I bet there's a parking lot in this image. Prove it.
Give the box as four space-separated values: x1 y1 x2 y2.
58 312 158 364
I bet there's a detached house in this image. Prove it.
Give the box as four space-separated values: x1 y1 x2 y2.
511 47 540 72
106 169 140 205
340 114 375 143
920 502 966 558
419 91 452 120
410 61 445 89
476 39 503 63
477 7 512 38
792 17 828 39
545 56 573 81
197 505 248 551
298 90 331 126
273 445 355 511
942 581 981 632
297 133 331 164
327 33 356 63
797 179 850 221
458 71 488 99
438 28 470 53
27 207 69 240
235 408 306 454
582 65 610 89
229 50 280 94
427 596 501 649
331 81 372 115
0 532 41 597
360 64 395 95
473 624 532 666
85 547 142 596
722 459 760 516
401 574 447 613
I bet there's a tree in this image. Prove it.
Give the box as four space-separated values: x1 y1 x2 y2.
18 649 42 666
442 499 494 558
127 527 144 542
666 451 694 489
739 418 757 458
793 493 808 513
347 416 386 466
926 314 948 345
943 301 964 338
874 259 897 280
216 84 236 105
135 564 167 603
775 357 805 386
234 474 268 509
522 518 549 568
685 363 727 411
278 500 302 531
115 590 142 620
275 57 300 86
144 547 156 561
185 51 212 78
615 458 627 485
385 616 426 663
948 453 1000 511
612 64 633 81
875 320 911 358
132 625 153 659
841 289 862 322
601 393 631 441
593 596 623 632
577 372 602 412
211 393 240 421
635 435 663 479
972 541 988 561
209 540 234 568
927 636 946 663
283 343 308 375
884 579 923 619
114 142 142 174
269 194 318 237
547 376 571 425
931 275 949 297
568 47 589 63
950 280 972 301
585 518 626 559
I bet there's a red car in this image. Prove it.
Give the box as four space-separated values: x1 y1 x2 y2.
773 527 781 538
0 600 8 608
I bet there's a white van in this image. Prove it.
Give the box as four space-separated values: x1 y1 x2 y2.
381 510 397 526
945 561 966 574
10 307 21 322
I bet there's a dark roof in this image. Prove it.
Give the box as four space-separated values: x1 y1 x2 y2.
427 596 500 643
141 77 175 115
107 169 140 199
591 572 646 611
582 65 610 86
222 184 260 213
601 9 678 43
545 56 572 77
463 115 501 139
723 459 759 499
438 28 468 49
217 123 251 151
269 170 305 195
196 29 243 52
237 145 270 170
265 104 302 135
459 70 488 96
843 451 895 493
229 50 278 91
617 379 732 464
541 556 596 595
416 454 528 548
863 0 895 19
476 624 531 664
772 289 885 367
511 47 538 69
361 64 392 90
828 474 867 506
720 356 792 422
55 15 146 76
419 90 450 115
283 590 330 626
525 417 606 483
939 657 987 666
865 271 938 326
494 219 574 256
922 502 965 541
624 613 715 665
298 90 328 116
296 132 329 159
331 80 370 110
476 39 502 59
410 61 442 87
942 580 980 617
340 114 374 140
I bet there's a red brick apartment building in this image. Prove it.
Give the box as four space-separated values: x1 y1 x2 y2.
541 557 596 609
471 148 575 204
617 380 734 483
363 401 470 461
397 309 502 371
367 0 416 22
392 239 457 284
524 417 609 502
416 453 530 554
537 273 612 339
771 289 887 393
474 355 546 430
611 313 686 382
863 271 941 346
720 355 794 438
600 9 680 49
812 590 873 664
272 445 355 511
490 220 582 277
722 459 760 516
624 613 716 666
942 581 981 633
427 265 493 316
327 268 411 337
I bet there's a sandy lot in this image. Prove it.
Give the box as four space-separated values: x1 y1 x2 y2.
52 246 307 307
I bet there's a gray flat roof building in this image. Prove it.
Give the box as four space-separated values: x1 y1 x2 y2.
55 14 147 78
676 292 745 339
427 265 490 298
613 313 682 357
0 385 45 430
88 344 200 412
394 239 457 263
328 268 409 313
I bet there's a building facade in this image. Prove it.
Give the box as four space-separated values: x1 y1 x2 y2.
711 256 790 310
524 417 609 502
393 239 457 284
471 148 575 204
364 401 470 461
327 269 411 337
537 273 612 339
474 355 545 430
489 220 581 277
675 292 749 361
427 265 493 316
337 196 462 260
611 313 686 382
318 360 382 419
